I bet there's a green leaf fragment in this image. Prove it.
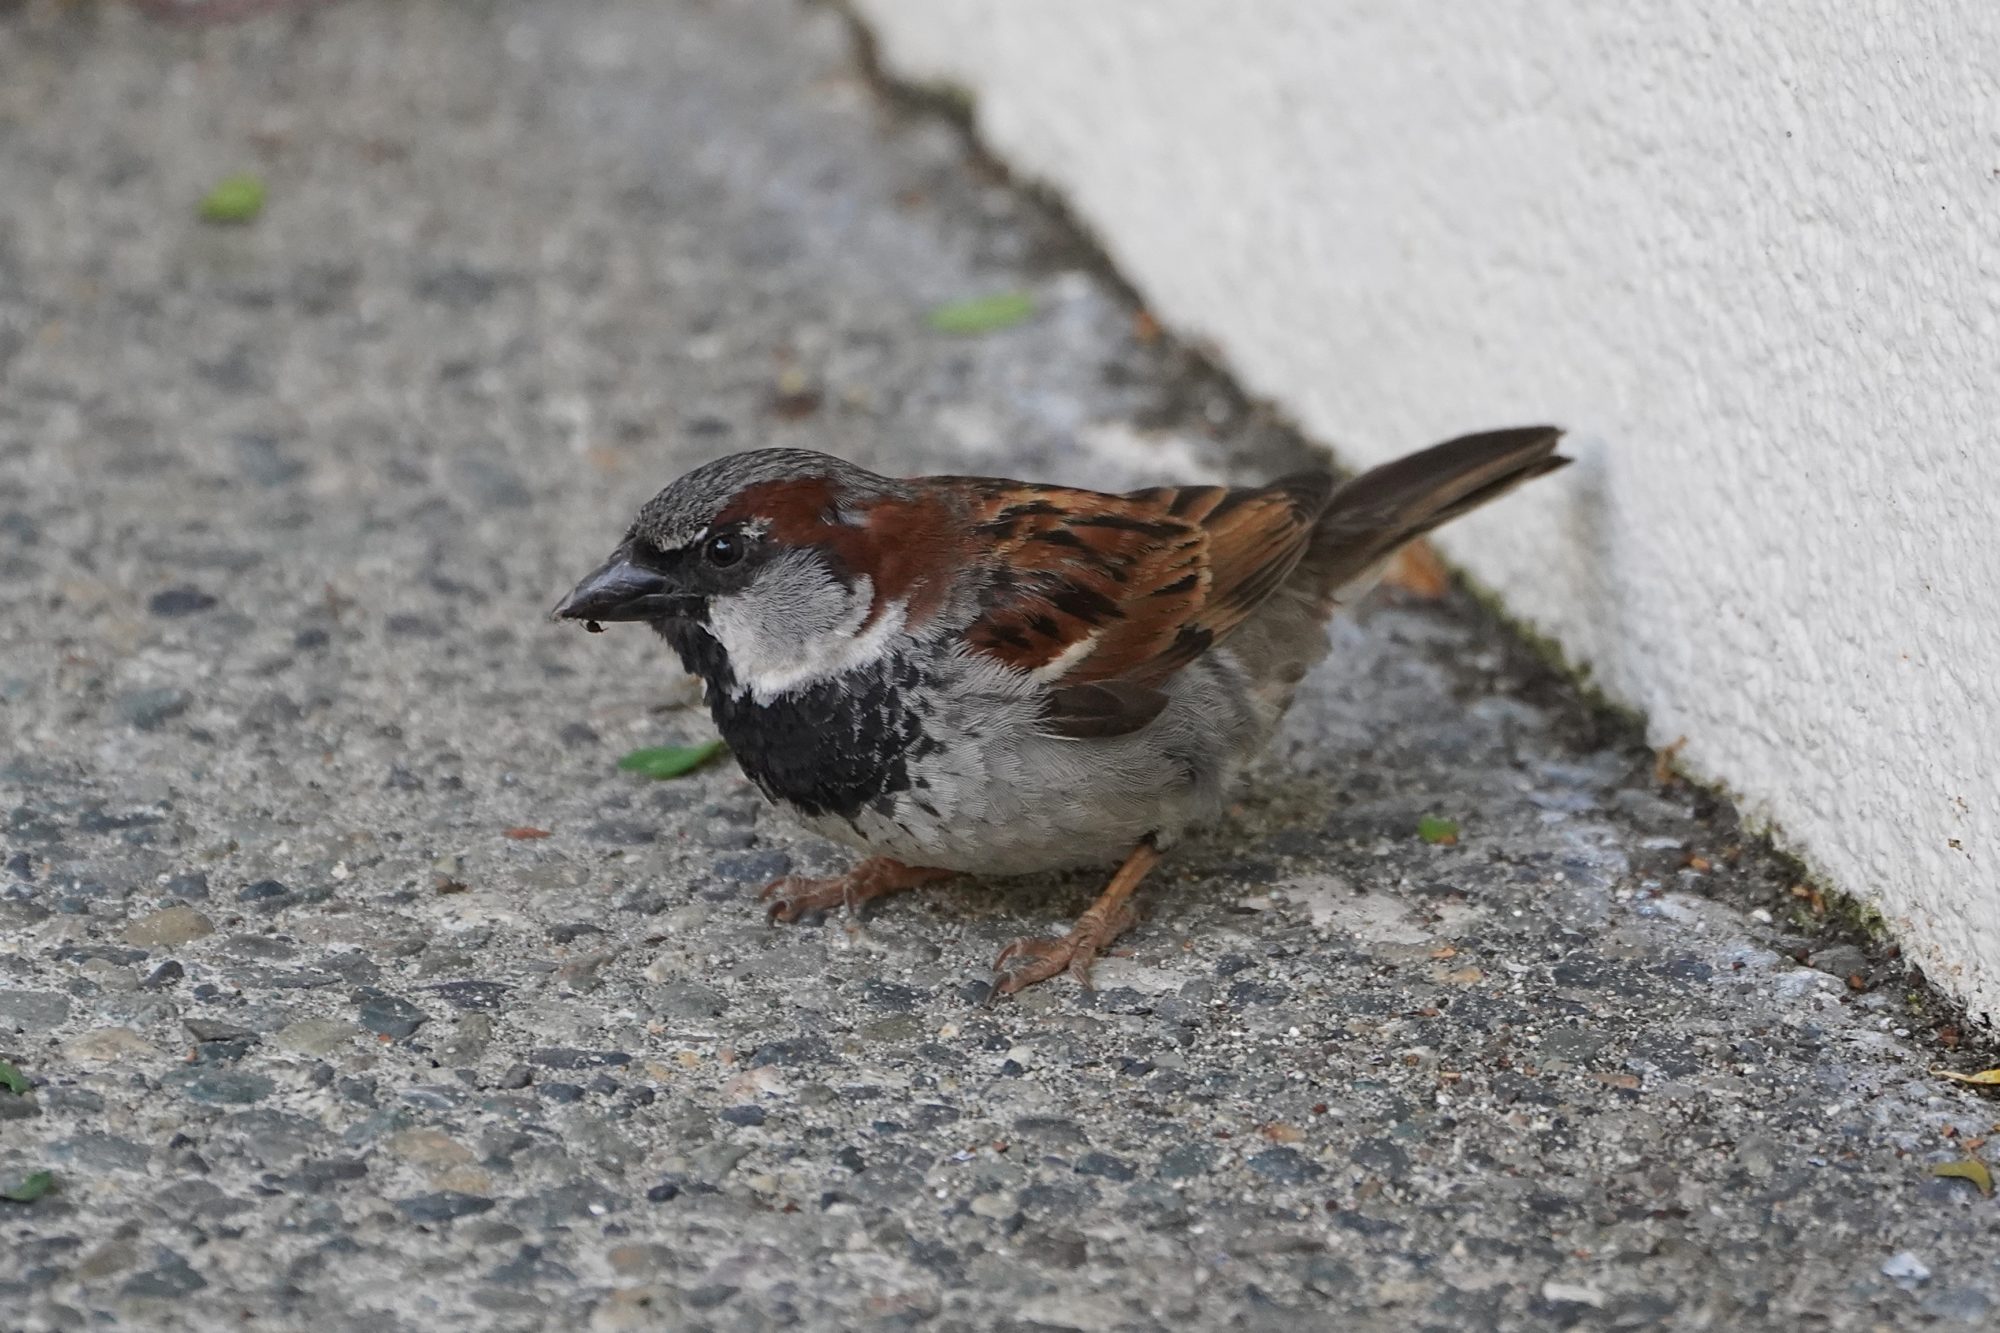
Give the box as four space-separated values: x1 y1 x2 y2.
1929 1158 1994 1196
1 1171 52 1204
0 1059 27 1095
1417 815 1460 846
617 739 728 780
927 291 1035 334
199 173 267 224
920 80 977 116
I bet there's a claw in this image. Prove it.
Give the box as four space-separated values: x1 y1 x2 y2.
754 859 950 929
759 876 827 925
988 926 1117 998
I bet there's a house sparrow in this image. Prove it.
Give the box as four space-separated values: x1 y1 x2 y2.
555 426 1567 995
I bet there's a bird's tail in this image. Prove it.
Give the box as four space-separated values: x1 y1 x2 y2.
1296 425 1568 603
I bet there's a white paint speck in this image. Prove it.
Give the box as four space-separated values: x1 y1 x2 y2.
1882 1252 1930 1284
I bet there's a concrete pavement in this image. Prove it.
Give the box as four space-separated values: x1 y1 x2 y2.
0 2 1994 1329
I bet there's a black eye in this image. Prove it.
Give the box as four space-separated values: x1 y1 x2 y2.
704 532 744 567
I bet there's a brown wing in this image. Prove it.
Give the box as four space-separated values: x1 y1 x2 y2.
951 473 1332 735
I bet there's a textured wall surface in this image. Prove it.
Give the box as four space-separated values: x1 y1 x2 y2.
856 0 2000 1019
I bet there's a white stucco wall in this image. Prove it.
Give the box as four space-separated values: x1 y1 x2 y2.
854 1 2000 1019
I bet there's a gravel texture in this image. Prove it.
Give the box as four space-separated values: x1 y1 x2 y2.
2 2 1996 1330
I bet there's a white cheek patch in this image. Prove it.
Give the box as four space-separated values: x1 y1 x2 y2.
709 573 910 703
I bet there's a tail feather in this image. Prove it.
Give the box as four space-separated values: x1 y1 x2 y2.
1298 425 1567 599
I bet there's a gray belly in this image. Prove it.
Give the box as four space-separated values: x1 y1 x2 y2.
790 649 1272 876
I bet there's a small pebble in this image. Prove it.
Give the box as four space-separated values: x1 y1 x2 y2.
148 587 218 617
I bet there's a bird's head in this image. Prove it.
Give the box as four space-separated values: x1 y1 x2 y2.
554 449 951 700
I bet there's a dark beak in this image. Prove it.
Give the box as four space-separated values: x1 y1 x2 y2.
553 549 698 624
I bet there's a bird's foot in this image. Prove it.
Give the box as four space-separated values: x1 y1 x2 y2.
990 901 1140 996
987 838 1163 1000
759 858 949 925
